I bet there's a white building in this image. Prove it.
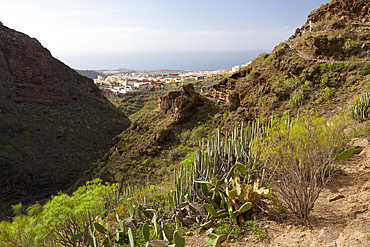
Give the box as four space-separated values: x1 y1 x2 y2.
111 86 133 94
232 62 251 72
134 81 150 87
123 78 135 87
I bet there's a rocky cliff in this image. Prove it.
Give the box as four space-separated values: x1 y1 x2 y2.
0 23 130 218
289 0 370 62
0 23 103 106
158 83 207 123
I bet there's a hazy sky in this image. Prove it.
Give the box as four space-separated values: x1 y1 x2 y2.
0 0 330 69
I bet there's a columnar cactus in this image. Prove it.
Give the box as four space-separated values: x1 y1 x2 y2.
182 120 270 201
351 91 370 121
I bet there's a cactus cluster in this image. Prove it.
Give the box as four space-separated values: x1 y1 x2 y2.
72 208 135 246
173 120 270 204
351 91 370 121
169 120 271 232
194 121 267 182
228 177 269 203
194 162 269 229
172 166 191 208
73 198 185 247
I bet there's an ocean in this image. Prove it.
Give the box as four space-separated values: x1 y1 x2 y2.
56 50 269 71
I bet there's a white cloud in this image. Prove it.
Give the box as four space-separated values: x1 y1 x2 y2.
9 22 293 56
0 1 296 56
36 26 164 53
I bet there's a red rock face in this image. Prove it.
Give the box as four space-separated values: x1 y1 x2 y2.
158 83 206 123
307 0 370 22
0 23 131 217
0 23 102 105
205 69 246 110
0 46 14 105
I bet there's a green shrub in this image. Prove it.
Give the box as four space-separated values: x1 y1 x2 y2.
284 78 301 90
360 62 370 76
26 203 42 217
214 218 244 241
346 63 355 72
344 38 355 51
0 214 32 246
0 179 118 246
320 63 327 73
260 52 269 59
322 73 329 83
170 146 187 160
245 220 266 238
304 80 312 87
189 126 207 143
324 87 333 100
263 116 347 220
179 130 191 143
11 202 22 216
271 96 279 103
290 89 305 107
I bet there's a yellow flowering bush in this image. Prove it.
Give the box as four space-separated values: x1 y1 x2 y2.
260 114 347 219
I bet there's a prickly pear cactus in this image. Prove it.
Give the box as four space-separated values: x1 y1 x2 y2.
228 177 269 203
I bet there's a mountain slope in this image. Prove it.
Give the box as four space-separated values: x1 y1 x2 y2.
206 0 370 127
0 23 131 218
97 0 370 187
75 69 104 79
94 83 219 186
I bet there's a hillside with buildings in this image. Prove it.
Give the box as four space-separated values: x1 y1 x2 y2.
93 69 230 94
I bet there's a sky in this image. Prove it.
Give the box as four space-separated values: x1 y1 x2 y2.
0 0 331 70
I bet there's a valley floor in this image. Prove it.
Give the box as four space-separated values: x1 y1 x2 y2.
185 138 370 247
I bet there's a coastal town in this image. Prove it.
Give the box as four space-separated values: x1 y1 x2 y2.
93 62 250 94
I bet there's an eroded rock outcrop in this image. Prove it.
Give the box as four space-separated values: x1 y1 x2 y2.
205 69 247 111
206 69 248 103
288 0 370 61
158 83 206 123
307 0 370 23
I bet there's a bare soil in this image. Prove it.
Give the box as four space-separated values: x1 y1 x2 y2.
185 138 370 247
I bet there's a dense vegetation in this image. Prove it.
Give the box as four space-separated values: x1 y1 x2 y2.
1 78 369 246
1 109 363 246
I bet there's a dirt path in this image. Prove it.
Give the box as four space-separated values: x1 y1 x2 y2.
285 43 370 65
284 45 355 64
185 138 370 247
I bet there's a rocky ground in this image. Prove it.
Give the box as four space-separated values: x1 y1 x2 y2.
185 137 370 247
